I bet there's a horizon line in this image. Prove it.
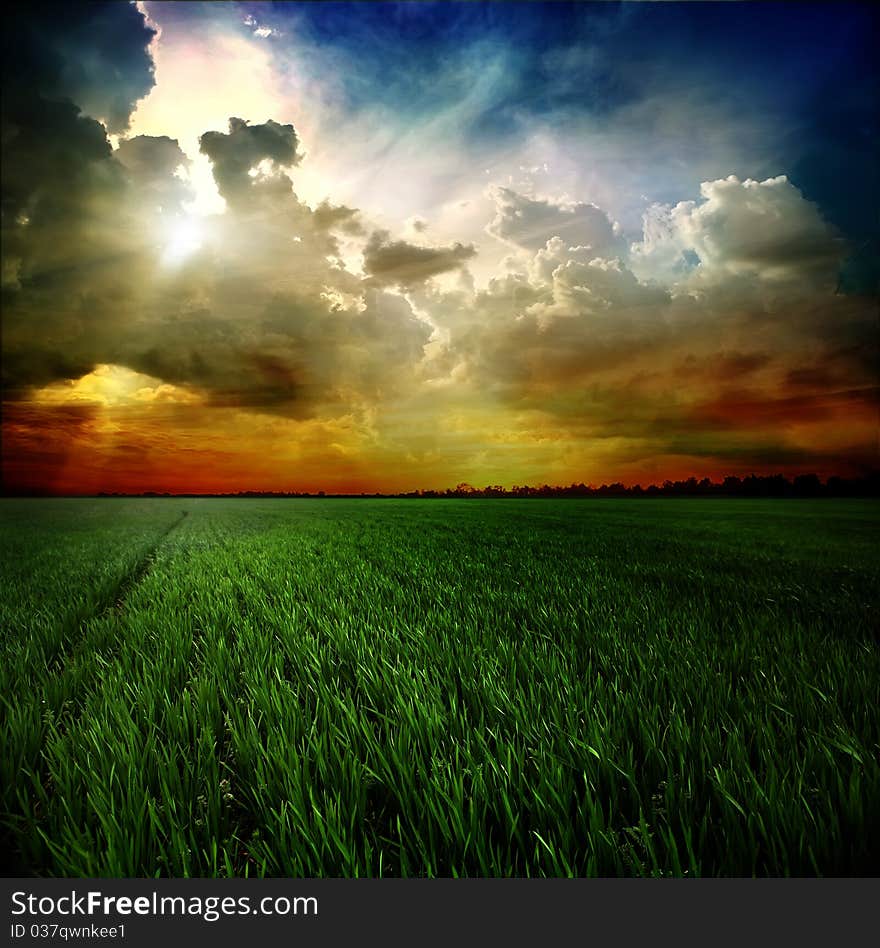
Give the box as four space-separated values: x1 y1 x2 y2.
3 470 879 500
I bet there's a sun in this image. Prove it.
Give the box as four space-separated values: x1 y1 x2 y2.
160 213 205 266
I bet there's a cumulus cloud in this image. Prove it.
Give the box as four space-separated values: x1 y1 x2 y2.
1 102 134 394
3 81 435 419
115 135 189 181
2 97 119 228
676 175 843 276
633 175 845 287
312 200 364 235
486 185 624 256
527 256 669 325
525 236 667 307
438 267 670 398
115 135 191 212
409 173 875 483
199 117 300 203
2 1 155 133
362 230 476 287
1 61 431 413
1 2 158 396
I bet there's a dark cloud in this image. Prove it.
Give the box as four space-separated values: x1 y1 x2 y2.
363 230 476 286
653 433 880 478
687 387 880 431
1 1 155 133
199 118 300 203
1 2 159 396
312 201 364 235
1 95 135 394
678 351 772 383
115 136 191 212
784 365 844 391
118 282 433 416
115 136 189 181
1 96 118 227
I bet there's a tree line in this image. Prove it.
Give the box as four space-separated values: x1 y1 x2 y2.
80 471 880 499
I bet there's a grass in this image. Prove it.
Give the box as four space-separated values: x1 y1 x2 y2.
1 497 878 877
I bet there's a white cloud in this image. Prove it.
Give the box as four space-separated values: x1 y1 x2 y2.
633 175 844 288
528 256 669 326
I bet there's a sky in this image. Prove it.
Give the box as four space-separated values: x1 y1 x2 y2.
1 0 878 494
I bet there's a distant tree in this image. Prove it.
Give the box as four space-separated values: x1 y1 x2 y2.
793 473 822 497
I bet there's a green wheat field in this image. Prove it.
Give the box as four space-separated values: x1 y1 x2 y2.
2 498 878 877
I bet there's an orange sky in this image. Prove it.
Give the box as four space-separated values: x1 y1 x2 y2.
3 363 877 494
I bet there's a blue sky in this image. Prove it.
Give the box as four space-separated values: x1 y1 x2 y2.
231 1 877 245
133 0 878 274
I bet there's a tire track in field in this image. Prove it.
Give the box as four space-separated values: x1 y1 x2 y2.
42 510 189 697
106 510 189 614
6 511 191 873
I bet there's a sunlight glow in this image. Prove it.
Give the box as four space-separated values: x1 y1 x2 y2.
160 214 204 266
32 364 203 408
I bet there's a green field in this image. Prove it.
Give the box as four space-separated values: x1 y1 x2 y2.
1 498 878 877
